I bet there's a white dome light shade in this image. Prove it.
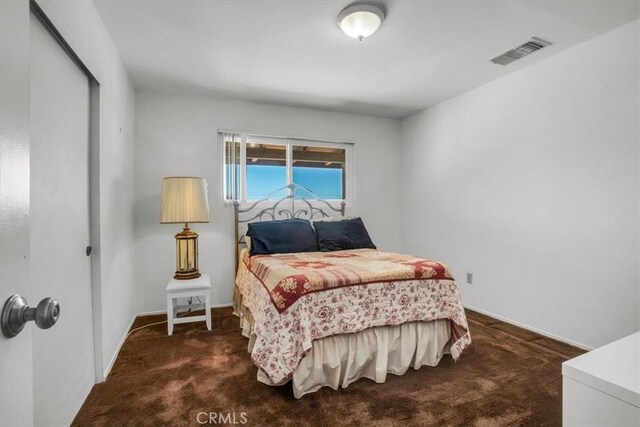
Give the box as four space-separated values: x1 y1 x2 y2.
337 4 385 41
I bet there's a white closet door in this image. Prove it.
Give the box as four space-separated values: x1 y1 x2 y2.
30 11 94 426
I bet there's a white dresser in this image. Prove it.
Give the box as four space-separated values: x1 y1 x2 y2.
562 332 639 427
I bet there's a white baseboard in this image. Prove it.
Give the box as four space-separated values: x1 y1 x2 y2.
62 379 93 427
105 303 589 384
102 303 233 380
102 313 137 381
137 302 233 317
464 304 593 351
136 309 167 316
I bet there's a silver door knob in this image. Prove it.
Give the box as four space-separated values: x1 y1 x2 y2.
1 294 60 338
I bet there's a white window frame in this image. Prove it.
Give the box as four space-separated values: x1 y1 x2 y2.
221 132 354 206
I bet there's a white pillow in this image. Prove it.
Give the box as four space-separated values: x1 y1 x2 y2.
244 235 251 250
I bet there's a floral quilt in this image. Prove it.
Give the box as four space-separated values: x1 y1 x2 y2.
235 248 471 385
249 248 455 313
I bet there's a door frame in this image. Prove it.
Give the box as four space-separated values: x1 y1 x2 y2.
30 0 106 383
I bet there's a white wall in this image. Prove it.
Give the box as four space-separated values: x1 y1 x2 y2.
134 93 402 312
401 20 640 349
35 0 137 378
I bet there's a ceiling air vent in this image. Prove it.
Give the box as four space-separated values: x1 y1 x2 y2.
490 37 552 66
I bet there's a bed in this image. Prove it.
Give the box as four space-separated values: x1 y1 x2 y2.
233 184 471 398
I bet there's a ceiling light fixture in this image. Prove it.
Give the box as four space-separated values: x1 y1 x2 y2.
337 3 385 41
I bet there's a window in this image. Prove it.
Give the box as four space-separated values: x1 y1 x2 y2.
246 142 287 200
292 145 346 199
222 133 352 203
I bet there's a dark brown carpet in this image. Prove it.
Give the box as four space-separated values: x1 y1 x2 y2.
73 307 584 427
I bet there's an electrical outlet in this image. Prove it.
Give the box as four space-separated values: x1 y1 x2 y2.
466 273 473 284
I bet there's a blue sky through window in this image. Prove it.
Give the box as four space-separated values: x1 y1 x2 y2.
293 167 343 199
246 165 286 200
246 165 343 200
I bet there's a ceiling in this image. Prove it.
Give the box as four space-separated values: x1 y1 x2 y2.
94 0 639 119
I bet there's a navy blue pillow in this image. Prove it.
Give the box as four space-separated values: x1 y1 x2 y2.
314 218 376 252
246 219 318 255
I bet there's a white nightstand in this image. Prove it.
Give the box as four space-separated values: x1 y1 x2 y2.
165 273 212 336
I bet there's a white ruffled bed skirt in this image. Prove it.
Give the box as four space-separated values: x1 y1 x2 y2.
234 293 452 398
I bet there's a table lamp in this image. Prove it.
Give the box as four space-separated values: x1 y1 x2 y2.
160 177 210 280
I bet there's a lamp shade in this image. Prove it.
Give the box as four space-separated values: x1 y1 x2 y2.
160 177 210 224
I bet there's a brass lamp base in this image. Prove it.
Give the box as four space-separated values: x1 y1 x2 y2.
174 271 201 280
174 223 201 280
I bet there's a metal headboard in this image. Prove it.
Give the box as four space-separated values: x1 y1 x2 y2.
233 183 346 271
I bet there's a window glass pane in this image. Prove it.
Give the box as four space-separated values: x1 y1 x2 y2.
246 142 287 200
292 145 345 199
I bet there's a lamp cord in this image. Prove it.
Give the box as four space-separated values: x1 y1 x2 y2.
125 304 205 339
